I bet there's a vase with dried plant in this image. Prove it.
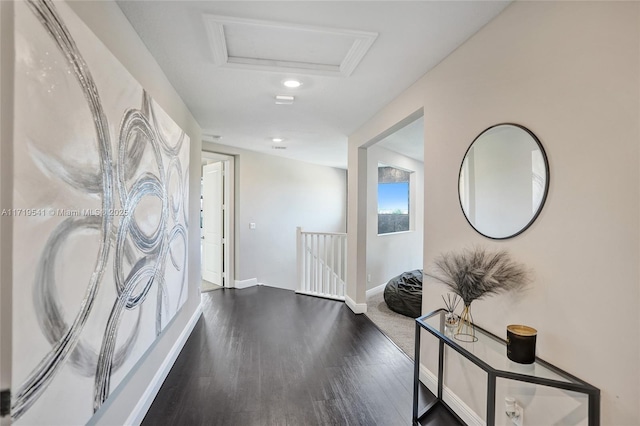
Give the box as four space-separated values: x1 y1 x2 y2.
426 246 530 342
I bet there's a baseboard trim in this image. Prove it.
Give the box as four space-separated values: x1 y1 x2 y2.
419 364 484 426
234 278 257 289
345 295 367 314
365 283 386 298
259 282 292 290
125 304 203 426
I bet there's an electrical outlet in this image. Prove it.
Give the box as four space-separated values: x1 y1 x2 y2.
367 274 371 283
249 222 256 229
505 397 523 426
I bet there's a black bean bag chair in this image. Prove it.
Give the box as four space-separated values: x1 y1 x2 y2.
383 269 423 318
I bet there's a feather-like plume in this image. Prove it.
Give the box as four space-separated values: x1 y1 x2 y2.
427 246 530 306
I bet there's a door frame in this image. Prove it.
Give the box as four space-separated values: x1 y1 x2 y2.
364 111 424 298
347 108 424 312
201 161 224 285
201 151 235 288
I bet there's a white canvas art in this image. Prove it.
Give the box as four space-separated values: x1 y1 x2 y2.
11 1 190 424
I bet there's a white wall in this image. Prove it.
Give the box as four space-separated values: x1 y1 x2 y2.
203 141 347 291
348 1 639 425
1 1 203 424
367 145 423 290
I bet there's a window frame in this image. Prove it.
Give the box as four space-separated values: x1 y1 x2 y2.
377 164 412 235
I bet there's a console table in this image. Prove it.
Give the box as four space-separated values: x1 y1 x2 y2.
412 309 600 425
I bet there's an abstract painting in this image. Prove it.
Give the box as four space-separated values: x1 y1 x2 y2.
12 1 190 424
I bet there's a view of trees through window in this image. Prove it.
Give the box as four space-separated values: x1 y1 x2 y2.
378 165 411 234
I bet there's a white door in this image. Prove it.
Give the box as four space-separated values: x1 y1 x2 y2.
202 161 223 285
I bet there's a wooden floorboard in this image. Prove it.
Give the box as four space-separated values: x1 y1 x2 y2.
143 286 462 425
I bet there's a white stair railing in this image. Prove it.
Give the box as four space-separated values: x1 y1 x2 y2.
296 227 347 301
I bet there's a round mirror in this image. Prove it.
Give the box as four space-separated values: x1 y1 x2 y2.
458 123 549 239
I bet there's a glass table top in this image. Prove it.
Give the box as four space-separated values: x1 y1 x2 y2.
417 310 585 386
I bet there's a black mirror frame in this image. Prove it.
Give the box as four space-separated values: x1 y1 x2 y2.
458 123 550 240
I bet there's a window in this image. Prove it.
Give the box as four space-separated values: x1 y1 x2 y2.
378 165 411 234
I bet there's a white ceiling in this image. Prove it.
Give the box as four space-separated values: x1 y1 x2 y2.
117 1 510 169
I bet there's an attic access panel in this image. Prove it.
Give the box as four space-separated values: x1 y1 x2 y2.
203 14 378 76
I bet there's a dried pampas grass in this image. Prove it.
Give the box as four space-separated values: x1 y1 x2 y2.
427 246 530 307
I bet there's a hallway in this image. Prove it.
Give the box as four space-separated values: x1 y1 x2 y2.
143 287 460 425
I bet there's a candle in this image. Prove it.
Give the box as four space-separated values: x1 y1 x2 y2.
507 325 537 364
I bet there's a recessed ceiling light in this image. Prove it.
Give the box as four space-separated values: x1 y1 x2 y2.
275 95 294 105
283 79 302 88
272 137 284 143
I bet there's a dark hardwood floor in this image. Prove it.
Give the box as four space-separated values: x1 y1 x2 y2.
143 286 462 426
